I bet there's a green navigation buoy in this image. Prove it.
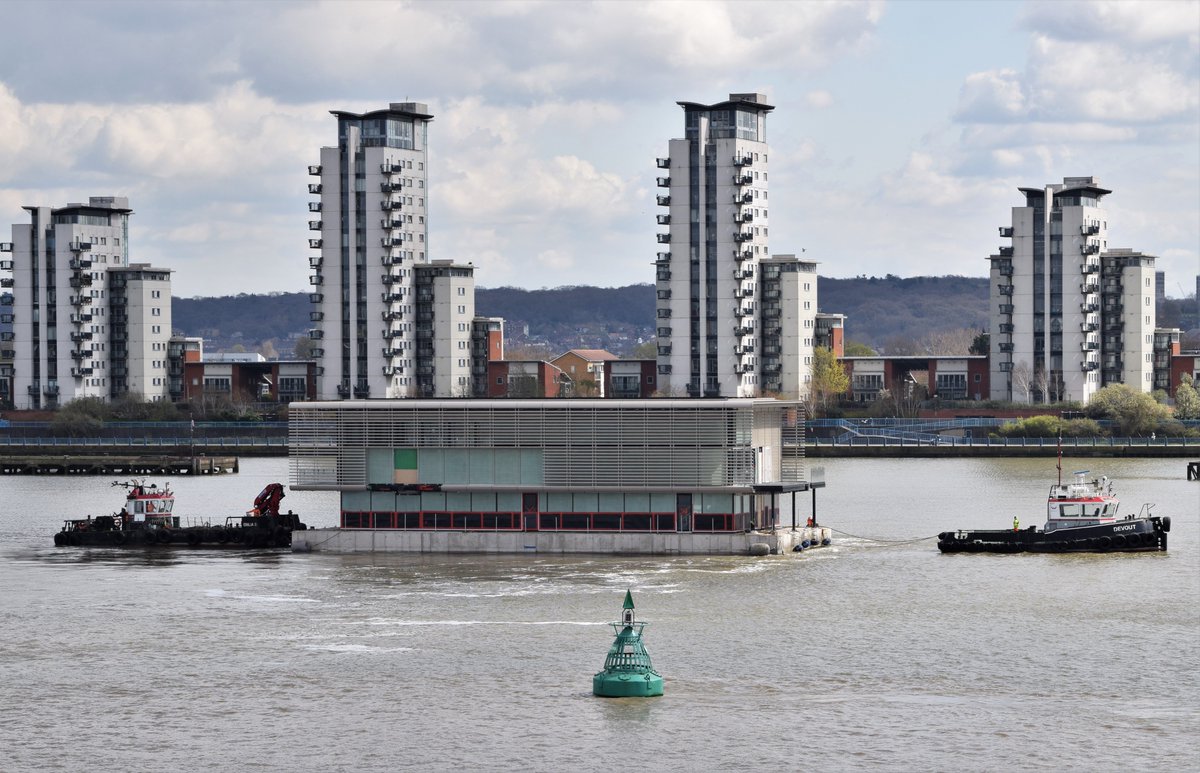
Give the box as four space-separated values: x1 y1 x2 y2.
592 589 664 698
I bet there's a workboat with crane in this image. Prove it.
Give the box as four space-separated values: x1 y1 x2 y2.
937 467 1169 554
53 481 307 548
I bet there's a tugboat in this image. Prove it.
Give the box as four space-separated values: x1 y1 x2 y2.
593 590 664 697
938 467 1170 554
53 481 306 548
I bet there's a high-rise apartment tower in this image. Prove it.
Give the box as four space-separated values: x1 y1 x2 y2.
655 93 774 397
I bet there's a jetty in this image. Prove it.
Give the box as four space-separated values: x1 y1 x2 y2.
0 454 238 475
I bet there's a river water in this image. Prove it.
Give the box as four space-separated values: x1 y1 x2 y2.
0 456 1196 772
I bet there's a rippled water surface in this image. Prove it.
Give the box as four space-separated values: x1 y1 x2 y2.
1 456 1196 772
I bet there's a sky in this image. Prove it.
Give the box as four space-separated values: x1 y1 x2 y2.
1 0 1197 299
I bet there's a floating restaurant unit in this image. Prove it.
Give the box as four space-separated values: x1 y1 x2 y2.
289 398 823 554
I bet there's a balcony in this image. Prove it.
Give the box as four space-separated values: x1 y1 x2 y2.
997 263 1013 276
735 192 753 204
1081 224 1100 236
734 249 753 262
382 218 404 230
381 274 400 285
69 313 92 324
70 367 94 378
656 177 671 187
734 324 754 335
308 220 323 231
656 251 671 263
1081 362 1099 372
656 269 671 282
656 158 670 169
70 331 93 342
382 236 404 247
308 184 322 194
656 214 671 226
656 195 671 206
0 278 11 288
656 327 672 338
1081 321 1098 332
656 233 671 243
657 289 671 300
657 364 672 374
735 364 753 374
44 384 60 396
383 365 400 377
381 182 404 193
733 174 753 186
308 202 322 212
998 304 1014 314
309 256 323 269
1080 243 1099 255
308 239 322 249
309 274 323 285
737 212 754 224
998 284 1013 295
309 293 324 304
310 311 324 322
310 348 325 358
0 313 12 323
656 308 672 319
308 165 322 175
1080 283 1099 294
0 331 11 342
1104 303 1123 315
999 361 1013 372
68 275 93 288
68 240 92 252
382 200 403 211
734 154 753 166
1080 302 1098 313
761 288 779 300
1080 341 1098 351
382 163 403 174
999 342 1014 352
0 243 12 252
1081 263 1098 274
382 292 403 303
68 295 91 307
733 231 753 242
999 226 1013 238
735 345 754 355
308 329 324 340
381 310 404 322
385 324 405 337
0 259 10 270
69 258 92 270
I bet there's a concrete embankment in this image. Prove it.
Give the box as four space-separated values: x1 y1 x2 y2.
807 443 1197 458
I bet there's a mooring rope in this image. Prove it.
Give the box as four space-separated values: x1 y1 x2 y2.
823 527 940 544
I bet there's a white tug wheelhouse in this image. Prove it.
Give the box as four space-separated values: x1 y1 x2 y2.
1045 471 1118 532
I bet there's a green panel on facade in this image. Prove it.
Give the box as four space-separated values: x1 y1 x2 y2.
444 449 470 484
520 449 544 484
367 449 394 484
394 448 418 470
343 490 372 511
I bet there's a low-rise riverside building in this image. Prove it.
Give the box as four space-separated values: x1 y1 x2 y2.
289 398 820 554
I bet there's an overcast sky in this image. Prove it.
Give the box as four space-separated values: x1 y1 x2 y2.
1 0 1196 298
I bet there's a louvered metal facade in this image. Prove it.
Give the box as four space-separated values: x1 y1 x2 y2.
289 398 804 492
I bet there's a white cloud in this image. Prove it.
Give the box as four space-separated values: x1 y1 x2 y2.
805 90 835 109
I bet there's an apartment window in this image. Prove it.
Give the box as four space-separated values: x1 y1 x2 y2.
152 307 161 316
457 287 466 295
457 305 466 314
1145 297 1150 306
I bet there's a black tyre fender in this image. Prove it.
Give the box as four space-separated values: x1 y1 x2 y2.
214 528 229 544
157 530 173 544
186 531 202 546
54 532 66 547
1161 517 1171 533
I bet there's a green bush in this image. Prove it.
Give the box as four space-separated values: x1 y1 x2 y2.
996 415 1104 438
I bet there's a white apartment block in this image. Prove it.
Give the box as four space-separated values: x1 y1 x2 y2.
0 196 171 409
309 102 453 400
989 177 1154 403
758 255 817 399
413 261 475 398
655 93 774 398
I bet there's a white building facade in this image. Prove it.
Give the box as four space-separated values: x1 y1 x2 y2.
0 196 171 409
759 255 817 398
988 177 1154 404
655 93 774 398
309 102 438 400
413 260 475 398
